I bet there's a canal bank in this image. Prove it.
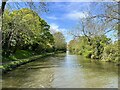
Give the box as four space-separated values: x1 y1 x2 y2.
1 50 67 73
1 52 57 73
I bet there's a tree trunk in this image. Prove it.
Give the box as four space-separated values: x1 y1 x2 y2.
1 1 7 15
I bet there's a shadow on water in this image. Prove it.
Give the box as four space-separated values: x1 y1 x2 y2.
2 51 118 88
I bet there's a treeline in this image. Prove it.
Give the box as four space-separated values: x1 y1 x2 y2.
68 2 119 65
68 36 119 65
2 8 66 62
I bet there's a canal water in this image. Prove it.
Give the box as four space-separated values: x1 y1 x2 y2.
2 51 118 88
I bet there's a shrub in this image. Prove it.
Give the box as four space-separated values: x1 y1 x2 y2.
102 42 119 63
84 50 93 58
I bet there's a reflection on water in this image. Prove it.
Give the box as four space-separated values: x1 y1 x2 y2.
2 52 118 88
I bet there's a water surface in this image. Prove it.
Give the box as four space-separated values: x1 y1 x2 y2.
2 51 118 88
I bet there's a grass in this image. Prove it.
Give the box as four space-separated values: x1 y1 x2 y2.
3 50 34 62
2 50 54 73
12 50 34 59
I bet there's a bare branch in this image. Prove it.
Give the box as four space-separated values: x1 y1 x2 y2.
90 14 120 20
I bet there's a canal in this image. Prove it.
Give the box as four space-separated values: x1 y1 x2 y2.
2 51 118 88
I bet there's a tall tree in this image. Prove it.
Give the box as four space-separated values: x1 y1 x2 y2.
53 32 66 51
2 8 54 56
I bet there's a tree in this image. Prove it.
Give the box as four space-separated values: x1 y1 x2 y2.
2 8 54 56
53 32 66 51
1 1 6 15
90 2 119 34
70 2 119 41
1 1 48 15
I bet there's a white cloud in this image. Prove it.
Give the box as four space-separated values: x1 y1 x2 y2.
66 11 89 20
50 23 71 43
50 23 67 33
50 23 59 32
46 16 58 20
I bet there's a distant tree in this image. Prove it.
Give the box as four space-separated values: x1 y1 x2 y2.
53 32 66 51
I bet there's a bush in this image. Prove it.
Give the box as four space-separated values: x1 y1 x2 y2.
102 42 119 63
83 50 93 58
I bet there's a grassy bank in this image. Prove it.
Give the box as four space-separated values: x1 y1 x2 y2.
1 50 55 73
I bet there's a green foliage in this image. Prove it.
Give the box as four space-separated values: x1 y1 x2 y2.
53 32 67 51
2 50 34 62
68 35 119 63
83 50 93 58
2 8 55 57
10 50 33 59
2 8 67 66
2 53 54 73
102 41 119 64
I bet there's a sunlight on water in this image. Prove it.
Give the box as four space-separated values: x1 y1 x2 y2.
66 51 69 55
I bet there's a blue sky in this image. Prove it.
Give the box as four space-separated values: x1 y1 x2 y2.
5 2 117 43
41 2 91 43
41 2 93 42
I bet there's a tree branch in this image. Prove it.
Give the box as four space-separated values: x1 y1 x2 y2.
90 14 120 20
